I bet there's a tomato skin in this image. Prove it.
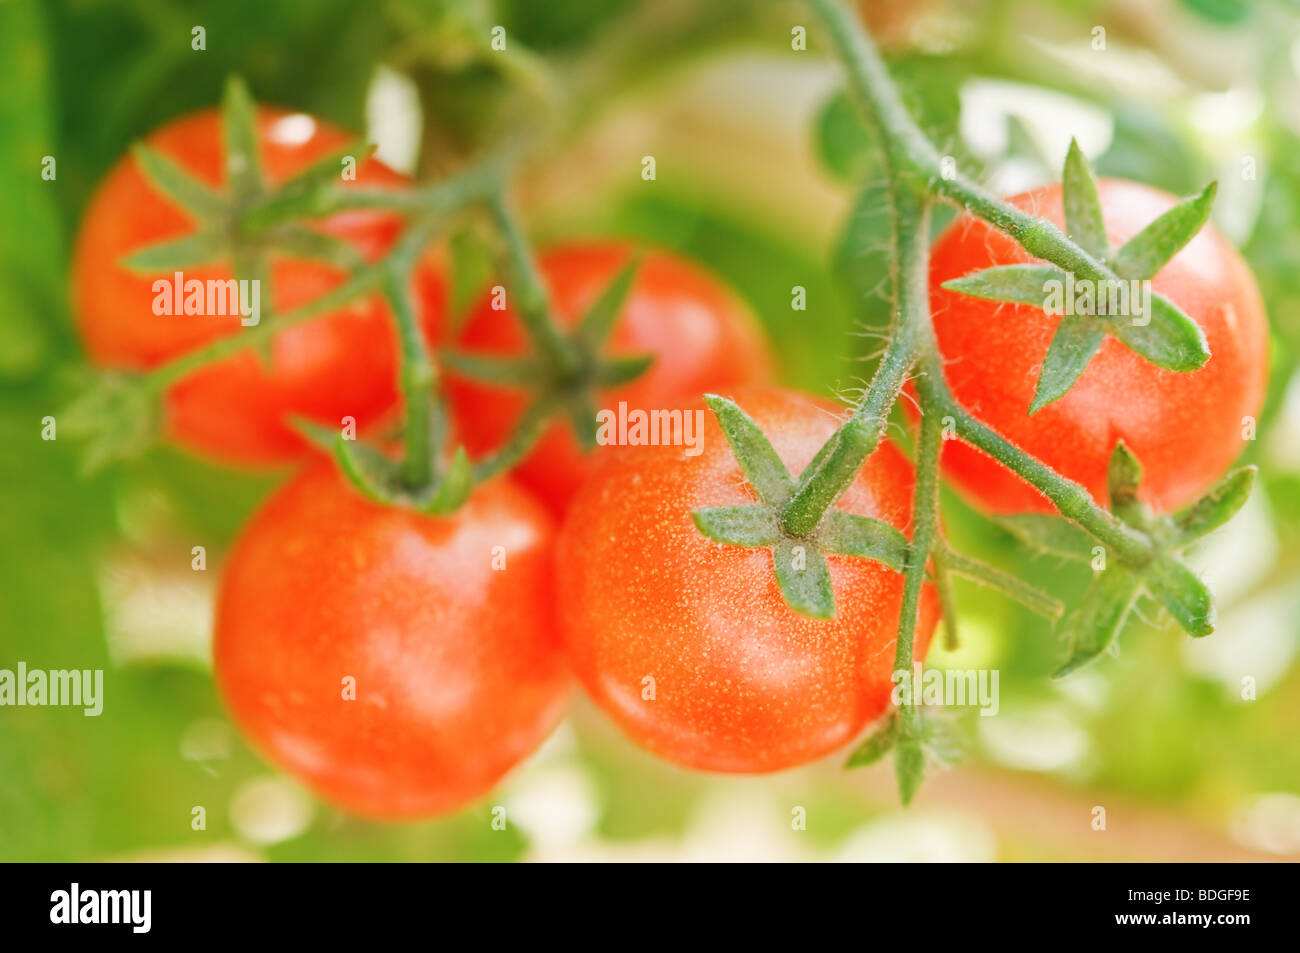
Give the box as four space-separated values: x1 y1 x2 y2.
927 178 1268 514
214 465 568 819
556 388 938 773
446 243 772 513
72 107 445 466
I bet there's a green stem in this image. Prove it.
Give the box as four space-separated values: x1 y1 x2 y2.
809 0 1116 286
893 398 943 734
779 186 927 537
382 271 436 490
487 192 581 377
917 367 1152 565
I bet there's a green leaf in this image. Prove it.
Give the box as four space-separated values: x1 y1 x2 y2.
941 263 1065 308
703 394 794 505
60 372 161 474
222 76 263 201
120 230 227 273
129 143 225 220
772 538 834 619
422 447 474 515
592 353 655 388
691 505 782 547
334 437 404 504
440 350 544 388
1112 182 1217 280
817 509 908 570
1174 466 1255 542
1031 314 1107 412
574 256 642 348
240 140 374 232
1110 291 1209 371
995 514 1095 562
1106 440 1143 508
272 225 365 271
1145 558 1215 637
894 737 925 805
290 418 342 453
845 714 898 768
1054 568 1141 677
1062 138 1108 261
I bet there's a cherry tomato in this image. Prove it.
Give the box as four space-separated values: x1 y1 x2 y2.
556 388 939 773
446 242 772 513
927 178 1269 513
214 464 567 819
72 107 445 466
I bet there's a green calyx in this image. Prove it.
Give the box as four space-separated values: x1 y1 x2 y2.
293 399 473 515
691 395 909 620
441 255 655 462
121 77 382 357
996 440 1256 676
941 139 1215 414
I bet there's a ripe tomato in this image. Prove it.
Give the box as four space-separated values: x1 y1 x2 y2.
214 464 567 819
72 107 445 466
445 243 772 513
557 388 939 773
928 178 1268 514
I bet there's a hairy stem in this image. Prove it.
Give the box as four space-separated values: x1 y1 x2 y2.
894 399 943 738
809 0 1116 285
917 367 1152 565
779 186 927 536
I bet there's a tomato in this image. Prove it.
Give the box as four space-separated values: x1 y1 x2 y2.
72 107 445 466
556 388 939 773
927 178 1269 514
214 464 567 819
446 242 772 513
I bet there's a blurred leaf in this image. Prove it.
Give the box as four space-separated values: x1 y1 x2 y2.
1175 467 1255 541
1055 568 1141 677
846 713 898 768
994 513 1095 561
1145 558 1215 637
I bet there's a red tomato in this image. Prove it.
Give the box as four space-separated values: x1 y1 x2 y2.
927 179 1268 513
446 243 772 513
557 388 939 773
72 107 445 466
214 464 567 819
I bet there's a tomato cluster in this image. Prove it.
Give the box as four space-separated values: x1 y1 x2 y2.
72 104 1265 819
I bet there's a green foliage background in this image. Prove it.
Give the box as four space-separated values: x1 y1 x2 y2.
2 0 1298 861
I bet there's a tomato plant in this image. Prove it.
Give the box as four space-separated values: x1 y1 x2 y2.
72 105 445 466
445 242 772 512
927 178 1269 514
556 388 939 773
213 463 567 819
